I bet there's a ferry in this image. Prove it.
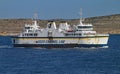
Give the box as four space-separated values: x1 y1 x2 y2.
12 14 109 48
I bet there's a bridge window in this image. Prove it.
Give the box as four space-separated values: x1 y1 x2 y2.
25 27 30 29
78 26 92 28
34 33 38 36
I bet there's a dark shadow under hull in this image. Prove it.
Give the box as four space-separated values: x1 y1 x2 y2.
13 44 108 48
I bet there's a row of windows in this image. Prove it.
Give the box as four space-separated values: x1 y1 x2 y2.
65 33 82 36
78 26 92 28
25 27 32 29
76 30 92 31
22 33 38 37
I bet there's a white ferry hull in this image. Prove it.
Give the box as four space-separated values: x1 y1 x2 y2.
12 35 109 48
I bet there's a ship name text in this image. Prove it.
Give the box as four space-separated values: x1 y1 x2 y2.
36 40 65 43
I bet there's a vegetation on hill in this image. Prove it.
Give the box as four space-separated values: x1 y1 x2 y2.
0 14 120 35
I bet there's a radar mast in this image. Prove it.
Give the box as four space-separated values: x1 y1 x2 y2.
33 12 38 26
79 8 84 25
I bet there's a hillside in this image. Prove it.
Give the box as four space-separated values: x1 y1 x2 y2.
0 14 120 36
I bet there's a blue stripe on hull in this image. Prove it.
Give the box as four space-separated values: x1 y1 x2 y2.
13 44 108 48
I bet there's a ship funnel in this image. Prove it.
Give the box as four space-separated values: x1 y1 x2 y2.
47 21 57 29
59 22 70 30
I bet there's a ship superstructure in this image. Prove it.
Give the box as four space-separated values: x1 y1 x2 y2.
12 12 109 48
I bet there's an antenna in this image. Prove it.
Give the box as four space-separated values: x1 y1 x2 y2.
33 12 38 26
79 8 84 24
80 8 82 20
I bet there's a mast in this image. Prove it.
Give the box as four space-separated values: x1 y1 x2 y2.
79 8 84 25
33 12 38 26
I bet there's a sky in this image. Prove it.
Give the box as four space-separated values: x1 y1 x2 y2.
0 0 120 19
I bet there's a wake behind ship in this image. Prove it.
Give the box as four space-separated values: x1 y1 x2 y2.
12 15 109 48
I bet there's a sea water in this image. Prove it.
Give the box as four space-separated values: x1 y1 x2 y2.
0 34 120 74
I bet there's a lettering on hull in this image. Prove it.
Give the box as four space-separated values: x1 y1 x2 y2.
36 40 65 44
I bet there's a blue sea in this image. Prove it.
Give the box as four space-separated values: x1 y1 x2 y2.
0 34 120 74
